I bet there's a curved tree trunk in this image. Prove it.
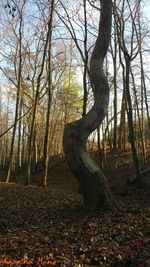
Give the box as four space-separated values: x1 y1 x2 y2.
63 0 118 211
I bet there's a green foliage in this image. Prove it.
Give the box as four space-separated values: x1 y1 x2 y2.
60 71 83 122
63 71 82 108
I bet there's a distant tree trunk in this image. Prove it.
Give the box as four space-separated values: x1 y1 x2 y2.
21 114 26 167
97 127 103 169
137 0 150 140
63 0 118 210
114 0 141 179
102 121 107 166
27 83 39 185
110 11 117 151
118 90 126 152
117 41 126 152
2 95 10 169
125 57 141 178
43 0 55 187
17 98 23 168
130 68 146 164
82 0 88 117
26 14 54 185
5 14 23 183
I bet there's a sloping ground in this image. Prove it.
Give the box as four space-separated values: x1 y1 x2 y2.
0 177 150 267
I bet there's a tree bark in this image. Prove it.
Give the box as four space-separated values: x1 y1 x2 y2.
112 26 117 151
5 10 23 183
43 0 55 187
26 14 53 185
63 0 118 211
125 57 141 179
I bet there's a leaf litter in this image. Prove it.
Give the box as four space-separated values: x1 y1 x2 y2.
0 183 150 267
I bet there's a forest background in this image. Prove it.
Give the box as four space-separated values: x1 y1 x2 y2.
0 0 150 187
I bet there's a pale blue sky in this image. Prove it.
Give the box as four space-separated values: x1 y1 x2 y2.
143 2 150 19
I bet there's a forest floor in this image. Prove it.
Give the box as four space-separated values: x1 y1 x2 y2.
0 152 150 267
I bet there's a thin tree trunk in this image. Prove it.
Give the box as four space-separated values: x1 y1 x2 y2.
125 58 141 179
97 127 103 169
130 68 146 164
43 0 55 187
5 15 23 183
17 98 23 168
82 0 88 117
112 16 117 150
118 91 126 151
26 14 54 185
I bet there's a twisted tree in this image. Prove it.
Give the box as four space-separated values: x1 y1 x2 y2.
63 0 118 211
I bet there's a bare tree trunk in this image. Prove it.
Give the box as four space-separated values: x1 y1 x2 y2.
118 91 126 151
63 0 118 211
97 127 103 169
106 112 112 152
125 58 141 179
82 0 88 117
111 12 118 151
5 13 23 183
117 39 126 152
137 0 150 140
17 98 23 168
130 68 146 164
114 0 141 179
26 14 54 185
43 0 55 187
21 114 26 168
